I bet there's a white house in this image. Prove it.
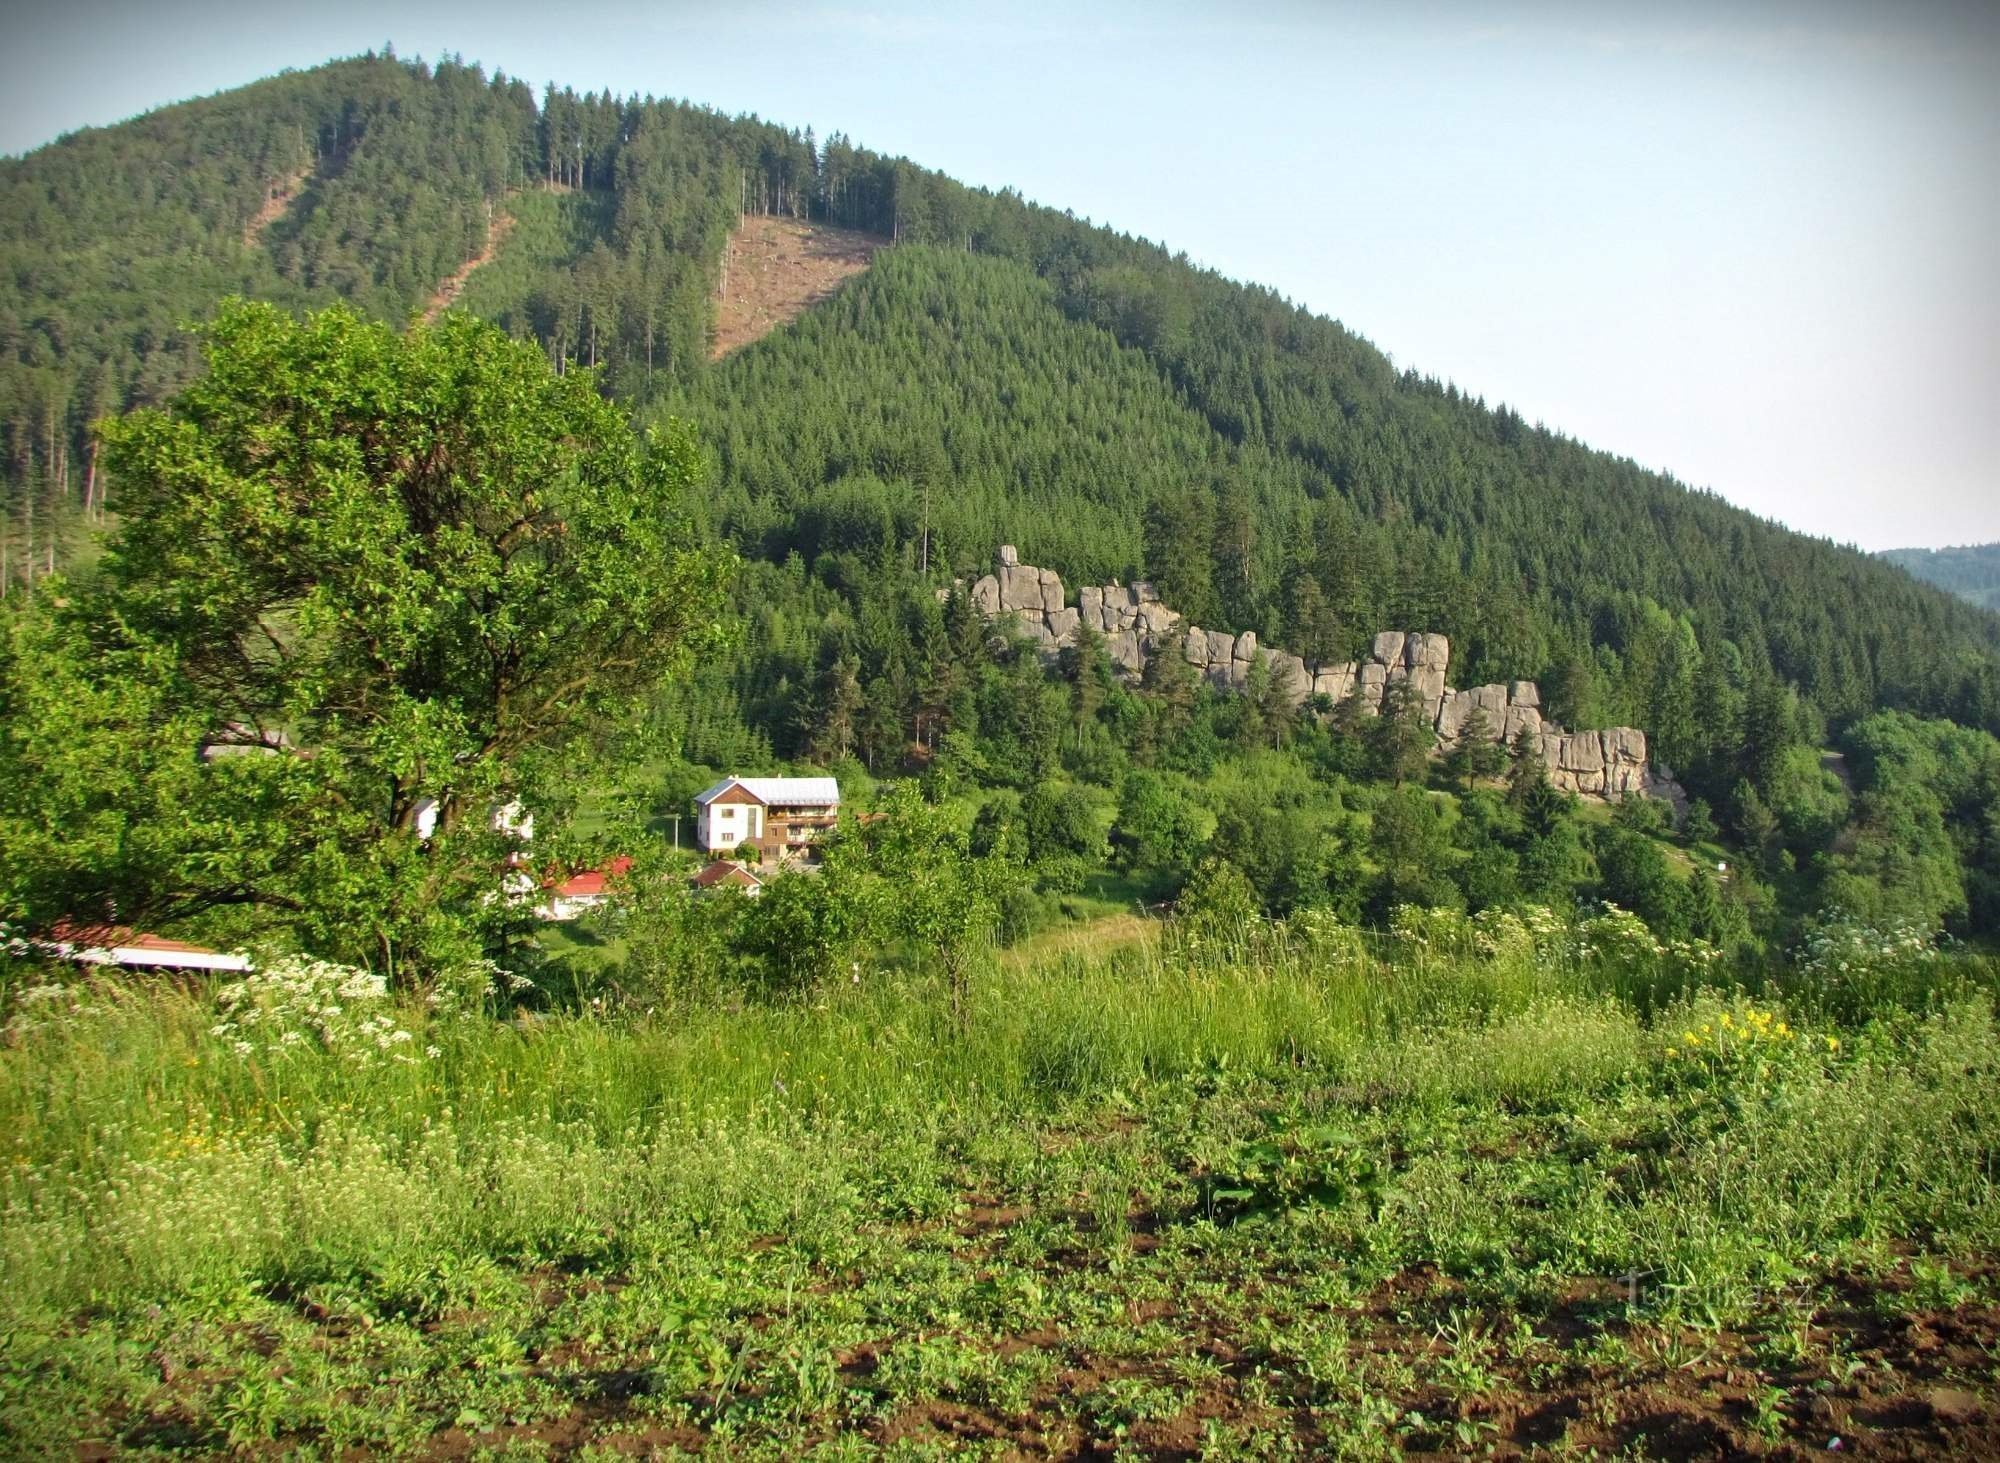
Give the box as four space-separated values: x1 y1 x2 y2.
694 776 840 857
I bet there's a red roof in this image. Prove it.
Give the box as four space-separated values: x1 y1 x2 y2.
549 856 634 899
692 860 762 889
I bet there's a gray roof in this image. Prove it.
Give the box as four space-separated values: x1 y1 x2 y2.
695 775 841 808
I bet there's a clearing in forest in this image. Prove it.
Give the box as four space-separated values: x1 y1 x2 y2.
240 167 310 247
711 215 885 359
421 207 517 324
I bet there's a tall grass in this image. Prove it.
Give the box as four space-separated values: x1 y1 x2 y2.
4 918 1997 1328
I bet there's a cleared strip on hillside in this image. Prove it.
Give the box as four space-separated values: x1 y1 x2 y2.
711 216 886 360
422 205 517 324
240 167 310 247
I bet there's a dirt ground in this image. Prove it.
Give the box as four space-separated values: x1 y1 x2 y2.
422 207 517 324
710 215 885 359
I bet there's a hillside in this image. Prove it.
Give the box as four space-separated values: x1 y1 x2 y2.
1881 543 2000 613
2 53 1999 940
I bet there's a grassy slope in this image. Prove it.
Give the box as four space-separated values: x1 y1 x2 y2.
5 931 1998 1455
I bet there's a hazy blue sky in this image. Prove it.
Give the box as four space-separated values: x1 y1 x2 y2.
3 0 1994 550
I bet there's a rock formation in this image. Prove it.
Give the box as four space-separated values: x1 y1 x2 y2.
964 547 1685 809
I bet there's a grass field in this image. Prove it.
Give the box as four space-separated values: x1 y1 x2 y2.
4 916 1999 1457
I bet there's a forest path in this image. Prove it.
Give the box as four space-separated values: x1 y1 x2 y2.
421 206 517 324
711 216 886 360
241 167 310 247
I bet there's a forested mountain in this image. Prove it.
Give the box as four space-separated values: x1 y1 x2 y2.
1880 544 2000 613
3 52 1999 944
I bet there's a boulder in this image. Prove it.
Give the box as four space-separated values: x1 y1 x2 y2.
1605 726 1647 764
1472 683 1508 722
1206 629 1236 665
1410 664 1448 712
1079 585 1103 624
1137 603 1180 637
1412 632 1451 670
1105 629 1144 675
1559 732 1605 774
1234 630 1259 662
1046 606 1080 647
1038 567 1064 612
999 544 1020 568
1509 680 1540 708
999 565 1042 612
971 574 1001 617
1270 651 1311 706
1184 627 1212 664
1371 630 1408 665
1502 704 1542 746
1315 662 1356 705
1435 688 1471 741
1132 580 1158 604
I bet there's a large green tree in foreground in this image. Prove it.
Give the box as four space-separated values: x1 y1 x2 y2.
0 301 729 976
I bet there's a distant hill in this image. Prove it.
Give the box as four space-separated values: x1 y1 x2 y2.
1879 544 2000 613
4 51 1998 772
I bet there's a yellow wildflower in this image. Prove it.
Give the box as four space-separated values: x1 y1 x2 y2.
1826 1036 1839 1052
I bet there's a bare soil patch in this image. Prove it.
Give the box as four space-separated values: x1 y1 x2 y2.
241 167 310 247
710 215 885 359
421 207 516 324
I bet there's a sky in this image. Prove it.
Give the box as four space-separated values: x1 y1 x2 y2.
2 0 1995 551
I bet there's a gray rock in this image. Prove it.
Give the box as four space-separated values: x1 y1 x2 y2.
1559 733 1605 773
1412 632 1451 670
999 544 1020 568
1508 680 1540 708
1206 629 1236 665
1372 630 1408 665
1502 704 1543 746
1132 580 1158 604
999 565 1042 612
1079 585 1103 623
1605 726 1647 764
1314 663 1356 705
1106 629 1144 675
1038 569 1065 613
1046 606 1080 647
1137 603 1180 637
971 575 1001 616
1270 651 1311 705
1234 630 1259 662
1435 688 1470 741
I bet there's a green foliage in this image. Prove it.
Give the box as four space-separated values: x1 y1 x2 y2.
1880 541 2000 612
1174 855 1260 937
1 302 727 975
1110 769 1206 878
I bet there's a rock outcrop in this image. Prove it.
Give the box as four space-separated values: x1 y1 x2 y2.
964 547 1684 809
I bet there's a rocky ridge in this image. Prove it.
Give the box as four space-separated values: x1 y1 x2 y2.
967 546 1683 806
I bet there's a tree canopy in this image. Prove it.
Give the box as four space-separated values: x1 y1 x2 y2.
1 301 727 975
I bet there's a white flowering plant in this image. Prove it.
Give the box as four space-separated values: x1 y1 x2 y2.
1792 910 1950 1020
209 955 422 1065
